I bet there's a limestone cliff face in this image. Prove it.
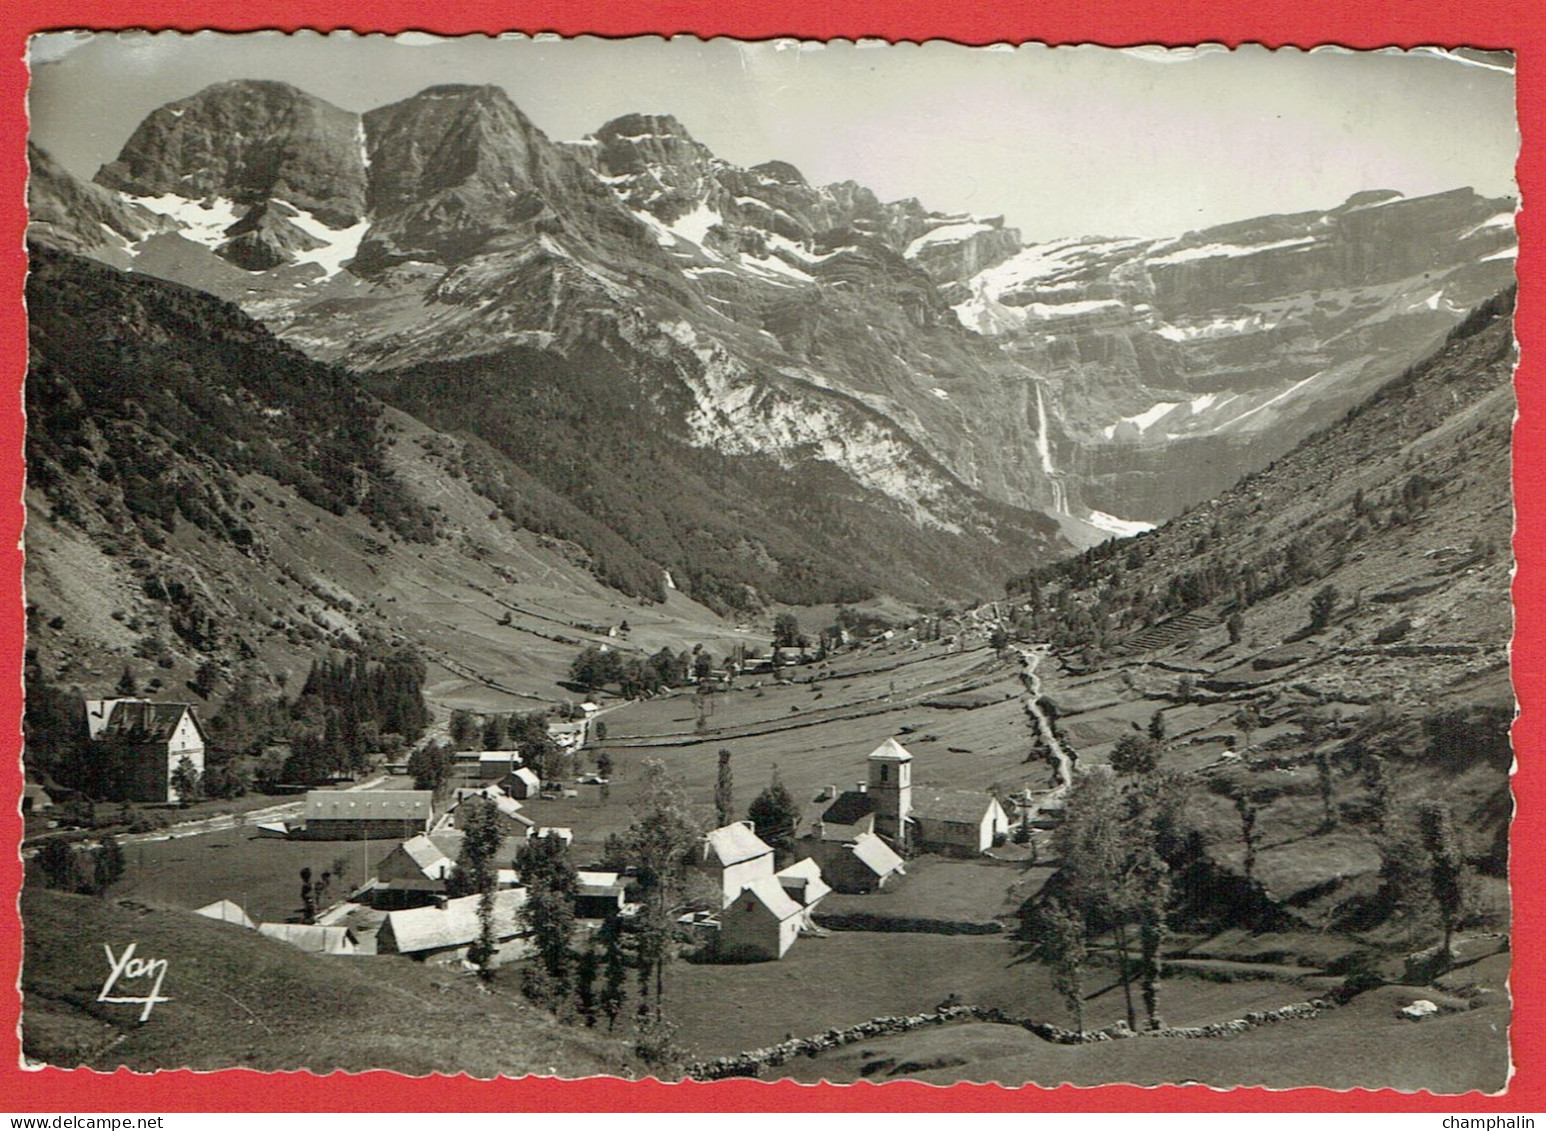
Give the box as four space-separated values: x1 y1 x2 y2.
950 187 1516 518
95 79 368 228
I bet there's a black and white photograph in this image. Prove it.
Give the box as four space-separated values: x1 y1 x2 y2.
18 32 1518 1091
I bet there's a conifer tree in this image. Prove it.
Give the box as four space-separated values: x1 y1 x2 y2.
598 917 627 1031
516 832 578 1003
1418 801 1466 962
748 773 800 863
714 748 734 828
1040 897 1087 1033
92 835 126 896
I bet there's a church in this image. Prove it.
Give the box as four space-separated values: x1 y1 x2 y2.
808 738 1010 869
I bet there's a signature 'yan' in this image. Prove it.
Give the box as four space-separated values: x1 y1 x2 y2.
97 943 171 1022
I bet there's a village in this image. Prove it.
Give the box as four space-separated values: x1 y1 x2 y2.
24 616 1046 957
22 612 1110 1051
20 575 1513 1087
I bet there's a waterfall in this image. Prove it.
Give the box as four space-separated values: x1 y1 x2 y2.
1035 382 1068 515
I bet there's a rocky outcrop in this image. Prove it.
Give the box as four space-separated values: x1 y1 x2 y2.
216 199 326 271
26 142 171 261
357 85 663 273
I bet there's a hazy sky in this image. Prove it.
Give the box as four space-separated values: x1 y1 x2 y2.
26 32 1518 242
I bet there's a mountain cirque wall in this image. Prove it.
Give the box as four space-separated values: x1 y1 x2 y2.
28 78 1515 553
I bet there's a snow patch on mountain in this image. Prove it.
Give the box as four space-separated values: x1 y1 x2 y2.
122 193 241 251
1146 236 1316 266
1086 509 1156 538
1102 401 1184 439
1215 370 1333 432
1154 312 1274 342
905 221 994 258
273 200 369 278
1462 211 1516 240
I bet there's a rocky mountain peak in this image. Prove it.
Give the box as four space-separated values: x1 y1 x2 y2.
749 160 808 186
94 79 367 229
580 113 720 225
355 83 663 273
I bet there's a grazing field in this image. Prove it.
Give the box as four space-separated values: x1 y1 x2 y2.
661 932 1330 1061
588 643 1049 834
102 827 404 924
783 982 1509 1092
817 857 1045 927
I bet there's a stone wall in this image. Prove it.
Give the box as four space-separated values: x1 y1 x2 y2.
686 998 1335 1081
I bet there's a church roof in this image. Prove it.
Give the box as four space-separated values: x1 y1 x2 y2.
867 737 913 762
821 790 877 827
912 789 1001 824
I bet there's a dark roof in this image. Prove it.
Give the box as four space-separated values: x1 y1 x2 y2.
912 790 1000 824
90 699 200 743
821 790 877 827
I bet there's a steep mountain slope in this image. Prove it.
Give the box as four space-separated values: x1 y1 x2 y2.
27 79 1515 562
1007 287 1515 921
25 142 170 263
21 248 763 709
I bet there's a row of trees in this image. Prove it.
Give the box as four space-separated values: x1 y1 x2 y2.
446 761 701 1062
568 645 716 698
35 835 125 896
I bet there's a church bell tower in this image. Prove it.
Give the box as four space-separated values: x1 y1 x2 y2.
867 737 913 844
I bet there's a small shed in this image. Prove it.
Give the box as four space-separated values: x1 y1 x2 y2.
21 782 54 813
575 871 627 919
375 834 456 908
448 788 534 834
504 767 542 799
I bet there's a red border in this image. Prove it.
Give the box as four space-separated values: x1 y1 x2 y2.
2 0 1542 1113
